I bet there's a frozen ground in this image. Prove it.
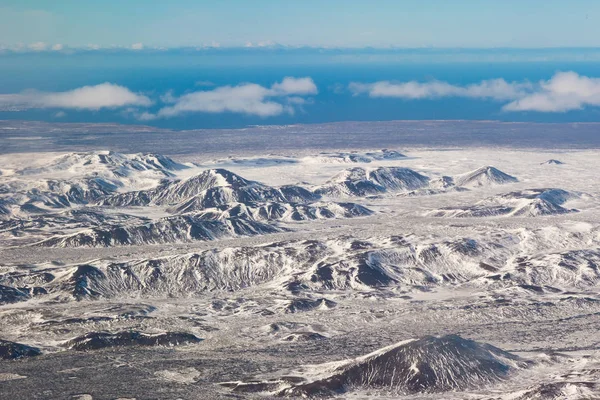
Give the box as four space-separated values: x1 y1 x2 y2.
3 120 600 156
0 120 599 399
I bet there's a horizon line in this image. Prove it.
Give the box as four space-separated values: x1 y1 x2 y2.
3 118 600 133
5 45 600 55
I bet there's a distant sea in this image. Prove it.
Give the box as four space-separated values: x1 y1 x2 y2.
1 51 600 129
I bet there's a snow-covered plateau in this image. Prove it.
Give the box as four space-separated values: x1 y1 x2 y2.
1 136 599 399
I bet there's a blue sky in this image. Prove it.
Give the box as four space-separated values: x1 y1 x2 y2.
3 1 600 128
2 0 600 49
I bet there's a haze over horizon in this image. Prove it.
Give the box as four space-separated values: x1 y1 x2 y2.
2 0 600 49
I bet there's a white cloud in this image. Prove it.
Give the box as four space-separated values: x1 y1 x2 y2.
350 72 600 113
503 71 600 112
137 111 159 121
286 96 308 105
154 84 281 118
0 83 152 111
463 79 532 100
131 43 144 50
160 90 177 103
271 77 318 95
244 40 278 48
145 77 317 119
28 42 47 51
194 80 215 87
51 43 63 51
197 41 221 49
349 79 530 100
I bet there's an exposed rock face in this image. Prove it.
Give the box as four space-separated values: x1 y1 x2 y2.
65 331 203 351
281 332 327 342
228 335 530 396
194 201 373 222
0 339 42 360
0 284 31 304
285 335 527 396
285 298 337 313
35 215 282 247
541 159 565 165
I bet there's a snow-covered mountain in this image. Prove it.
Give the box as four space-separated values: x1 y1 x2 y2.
228 335 530 396
4 223 598 303
0 151 190 220
427 188 582 218
205 149 407 167
2 146 600 399
65 331 202 351
0 339 42 360
17 151 188 178
34 215 281 248
100 168 318 210
0 177 120 219
315 167 429 197
302 149 407 164
455 166 518 188
1 164 377 247
193 201 373 222
505 248 600 289
400 175 470 197
541 159 564 165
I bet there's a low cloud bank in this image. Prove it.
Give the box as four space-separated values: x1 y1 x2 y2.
141 77 317 119
0 83 151 111
350 71 600 112
1 72 599 117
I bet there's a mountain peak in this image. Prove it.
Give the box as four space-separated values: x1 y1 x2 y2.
456 166 518 188
230 334 530 396
317 166 429 197
542 159 565 165
17 151 187 178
